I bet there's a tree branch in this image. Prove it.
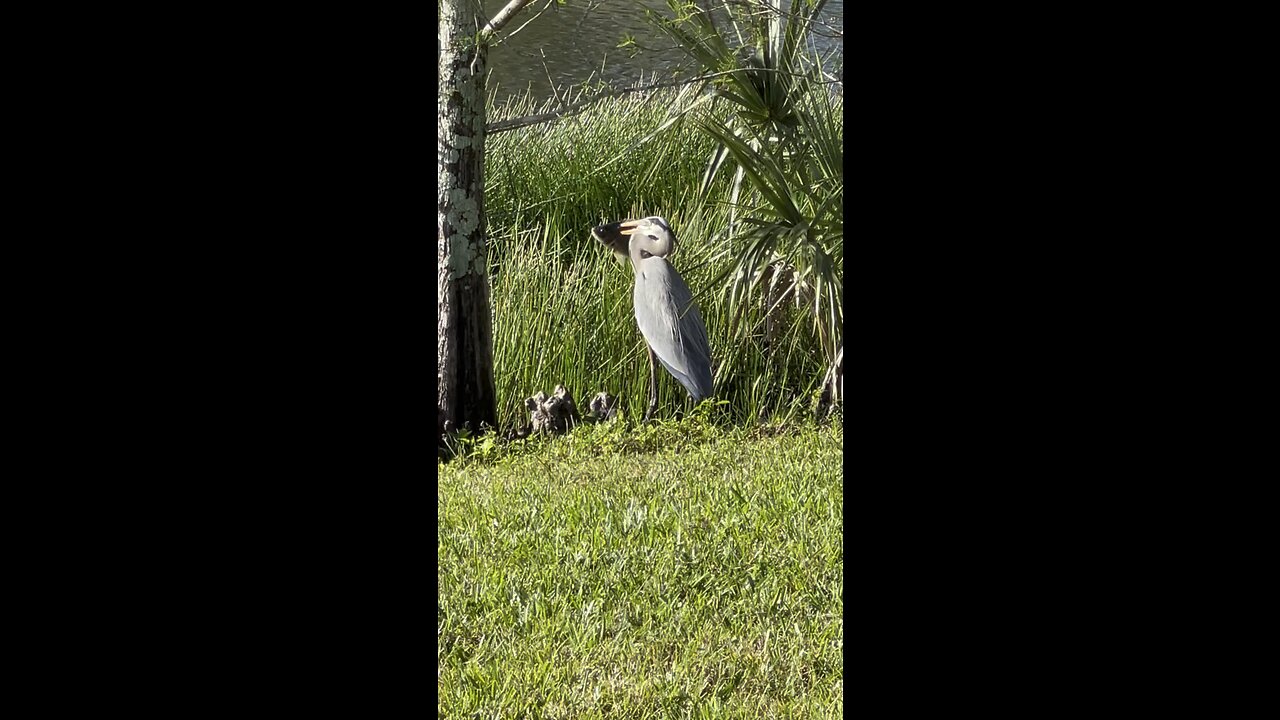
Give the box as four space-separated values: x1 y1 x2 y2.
487 69 743 135
489 0 556 46
479 0 538 43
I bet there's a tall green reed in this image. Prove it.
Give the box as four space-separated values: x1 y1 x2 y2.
484 86 836 429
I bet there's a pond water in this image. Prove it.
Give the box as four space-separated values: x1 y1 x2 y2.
454 1 844 108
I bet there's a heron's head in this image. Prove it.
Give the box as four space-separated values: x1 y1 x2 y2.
591 216 677 264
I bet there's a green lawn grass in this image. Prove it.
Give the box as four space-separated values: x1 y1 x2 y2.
438 420 843 718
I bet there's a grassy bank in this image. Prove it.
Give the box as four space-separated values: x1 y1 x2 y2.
483 87 841 430
438 420 843 717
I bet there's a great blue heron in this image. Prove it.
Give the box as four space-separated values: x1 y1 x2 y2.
592 216 713 421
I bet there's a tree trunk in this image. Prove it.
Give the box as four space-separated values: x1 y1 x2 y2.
760 261 792 355
438 0 497 432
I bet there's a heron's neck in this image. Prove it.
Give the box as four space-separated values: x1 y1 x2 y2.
629 237 672 266
629 250 668 272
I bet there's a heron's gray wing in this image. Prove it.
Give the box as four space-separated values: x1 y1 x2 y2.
633 257 714 400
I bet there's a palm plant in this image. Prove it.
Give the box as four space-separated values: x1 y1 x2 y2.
646 0 844 411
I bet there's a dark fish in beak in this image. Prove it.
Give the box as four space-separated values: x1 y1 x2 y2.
592 220 635 261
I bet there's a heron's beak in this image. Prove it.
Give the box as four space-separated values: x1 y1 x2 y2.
618 219 641 236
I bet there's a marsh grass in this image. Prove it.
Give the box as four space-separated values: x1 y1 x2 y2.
438 420 843 717
485 87 837 429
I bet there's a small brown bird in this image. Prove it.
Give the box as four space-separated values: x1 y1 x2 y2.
526 391 551 433
525 386 581 434
589 390 618 421
553 385 580 428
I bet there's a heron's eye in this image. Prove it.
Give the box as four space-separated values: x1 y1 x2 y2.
646 234 658 242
